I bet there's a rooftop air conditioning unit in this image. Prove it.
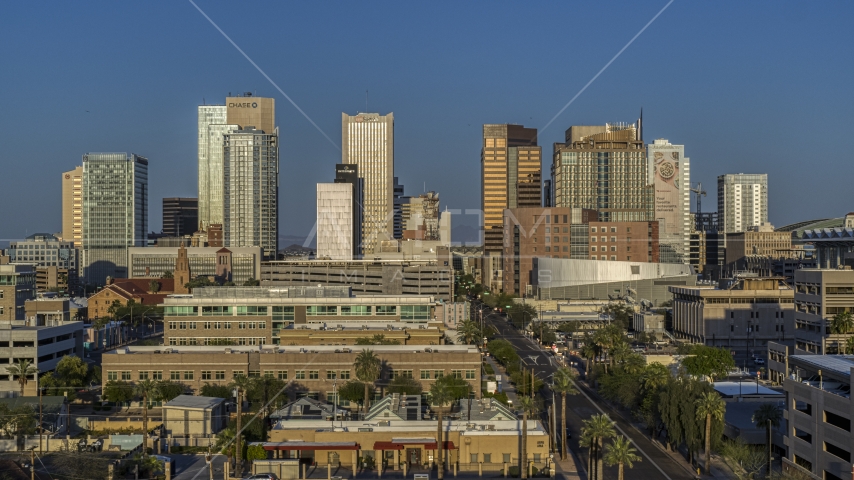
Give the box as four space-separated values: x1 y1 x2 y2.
378 420 390 426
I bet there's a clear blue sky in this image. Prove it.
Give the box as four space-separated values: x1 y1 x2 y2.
1 1 852 243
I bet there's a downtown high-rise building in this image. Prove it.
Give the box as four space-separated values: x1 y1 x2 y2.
316 183 354 260
61 165 83 246
197 94 278 258
717 173 768 233
648 138 691 264
223 127 279 259
481 124 542 255
342 112 394 255
162 197 198 237
551 120 653 223
81 153 148 285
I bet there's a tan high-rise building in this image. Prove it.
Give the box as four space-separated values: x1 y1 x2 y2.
481 124 542 255
342 112 394 255
61 166 83 246
552 120 653 223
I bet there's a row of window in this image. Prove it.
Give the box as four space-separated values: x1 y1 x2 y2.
167 337 267 346
107 368 476 382
168 321 267 330
165 305 429 319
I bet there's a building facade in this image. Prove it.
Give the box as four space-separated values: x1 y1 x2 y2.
552 121 653 223
481 124 542 256
161 286 441 346
102 344 481 403
502 207 660 296
81 152 148 285
342 113 395 256
262 260 454 301
334 164 363 258
61 166 83 246
127 246 262 284
718 173 769 233
162 198 198 238
800 226 854 269
8 233 78 292
781 355 854 480
0 264 37 322
0 321 84 395
317 183 354 261
647 139 690 264
788 268 854 356
222 127 279 259
670 278 794 364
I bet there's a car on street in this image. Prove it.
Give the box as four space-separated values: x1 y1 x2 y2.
245 474 279 480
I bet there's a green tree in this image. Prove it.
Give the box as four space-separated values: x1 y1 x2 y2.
354 350 381 414
338 380 367 407
430 375 468 480
846 336 854 355
160 271 173 279
600 303 634 330
243 277 260 287
507 303 536 328
157 381 186 402
682 345 736 381
753 402 782 477
132 453 164 477
245 444 267 461
456 319 483 345
103 380 135 408
387 376 422 396
200 383 232 398
603 436 640 480
134 379 161 453
355 334 400 345
719 438 765 480
830 311 854 334
553 368 579 460
580 338 598 375
0 403 36 437
581 414 616 480
695 391 726 475
487 339 521 370
40 355 89 400
148 280 161 293
5 358 38 396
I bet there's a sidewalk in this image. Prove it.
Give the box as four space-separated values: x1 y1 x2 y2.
483 355 518 405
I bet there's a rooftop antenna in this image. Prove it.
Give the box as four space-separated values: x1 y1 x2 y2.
691 182 707 215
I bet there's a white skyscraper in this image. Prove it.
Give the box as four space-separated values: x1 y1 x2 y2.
342 112 394 255
316 183 354 260
198 105 229 231
718 173 768 233
648 139 691 264
81 152 148 285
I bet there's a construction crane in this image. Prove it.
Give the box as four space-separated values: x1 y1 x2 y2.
691 182 707 214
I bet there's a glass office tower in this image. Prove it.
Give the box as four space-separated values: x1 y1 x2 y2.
81 153 148 285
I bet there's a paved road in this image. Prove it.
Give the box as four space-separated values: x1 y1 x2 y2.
483 310 696 480
171 453 228 480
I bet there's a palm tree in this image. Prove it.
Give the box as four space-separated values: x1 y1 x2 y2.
354 349 381 415
229 374 255 470
695 391 725 475
603 435 640 480
134 379 161 455
552 368 579 460
517 396 538 479
6 359 39 396
430 376 465 480
640 363 670 394
752 402 782 477
846 336 854 355
580 341 597 375
831 311 854 334
581 414 616 480
622 354 646 375
456 319 482 345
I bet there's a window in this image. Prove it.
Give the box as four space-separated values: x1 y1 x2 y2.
421 370 430 379
591 227 597 233
309 370 319 380
139 371 149 380
370 305 397 316
465 370 476 379
339 370 350 379
401 305 429 320
201 371 212 380
165 306 198 316
202 306 232 316
327 371 337 380
341 306 371 315
590 236 596 242
483 454 491 463
121 371 131 381
272 306 295 320
503 454 511 463
591 246 597 252
470 454 478 463
215 371 226 380
170 371 181 381
295 370 306 380
610 227 616 233
601 237 606 242
433 370 444 379
236 306 268 316
151 371 162 380
249 370 260 378
611 246 616 252
183 371 194 380
307 306 338 316
451 370 463 379
107 371 117 381
233 370 244 378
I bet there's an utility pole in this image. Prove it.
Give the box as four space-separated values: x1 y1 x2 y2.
235 387 242 475
38 373 43 455
30 448 35 480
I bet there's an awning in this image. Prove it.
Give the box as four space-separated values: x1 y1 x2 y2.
258 442 361 451
373 441 457 450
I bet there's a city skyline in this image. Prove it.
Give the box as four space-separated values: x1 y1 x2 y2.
1 2 852 243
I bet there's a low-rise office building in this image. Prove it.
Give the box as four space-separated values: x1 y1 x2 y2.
261 260 454 302
7 234 79 292
781 355 854 480
101 344 481 403
632 311 666 339
128 246 262 285
670 277 794 364
87 278 174 320
162 286 442 346
791 268 854 355
0 321 85 395
162 395 227 437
